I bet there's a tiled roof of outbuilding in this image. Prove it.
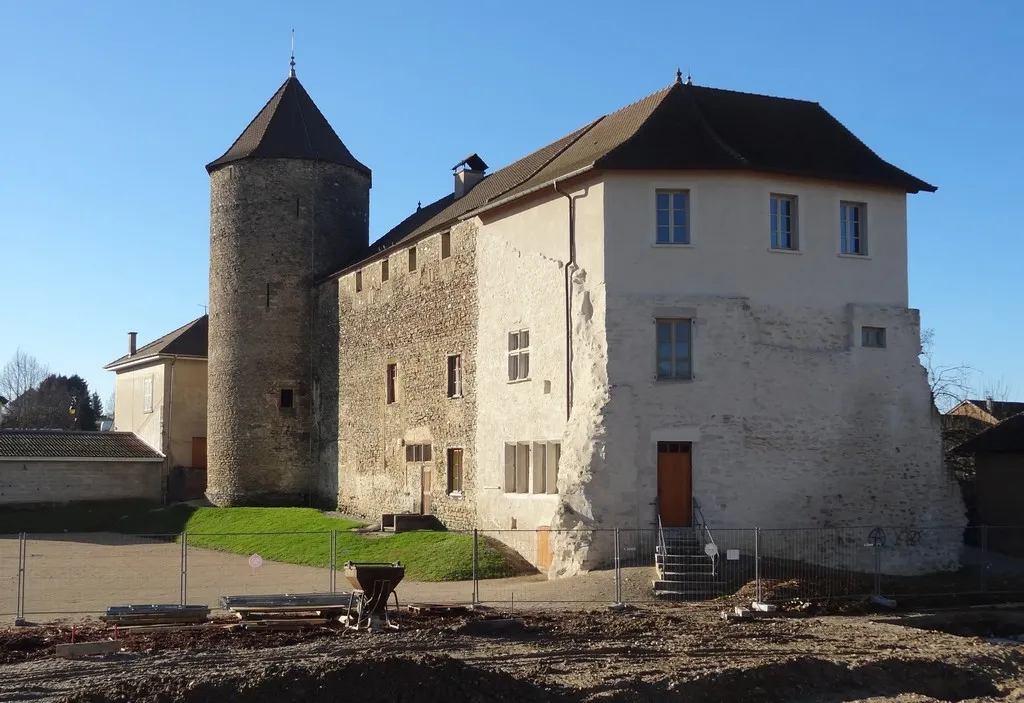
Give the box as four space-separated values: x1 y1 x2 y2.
0 430 164 459
105 315 208 369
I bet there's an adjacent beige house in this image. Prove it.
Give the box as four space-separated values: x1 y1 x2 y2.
104 316 208 471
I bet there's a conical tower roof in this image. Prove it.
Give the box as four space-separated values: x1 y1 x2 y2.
206 75 370 175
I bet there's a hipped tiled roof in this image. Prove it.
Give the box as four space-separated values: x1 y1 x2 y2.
0 430 164 459
105 315 208 369
338 80 934 273
206 76 370 175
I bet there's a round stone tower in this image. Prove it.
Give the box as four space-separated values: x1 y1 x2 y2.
205 66 370 506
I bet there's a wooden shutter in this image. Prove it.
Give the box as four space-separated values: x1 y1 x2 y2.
504 443 516 492
546 442 560 494
532 443 546 493
516 443 530 494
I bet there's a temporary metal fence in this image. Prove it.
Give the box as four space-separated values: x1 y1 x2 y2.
3 525 1024 622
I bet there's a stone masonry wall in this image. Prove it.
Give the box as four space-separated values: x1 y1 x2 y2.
0 459 164 505
334 220 479 529
206 158 369 507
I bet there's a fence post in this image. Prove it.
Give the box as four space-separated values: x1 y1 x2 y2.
179 531 188 606
15 532 26 626
472 529 479 604
754 527 761 604
614 528 622 605
329 531 336 593
980 524 989 594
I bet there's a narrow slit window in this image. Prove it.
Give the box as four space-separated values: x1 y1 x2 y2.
355 270 362 292
447 354 463 398
381 258 389 282
409 246 418 272
386 363 397 404
447 448 463 493
266 282 271 309
280 388 294 408
295 197 300 217
441 232 452 259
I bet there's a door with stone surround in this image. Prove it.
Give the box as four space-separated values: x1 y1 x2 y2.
657 442 692 527
421 466 432 515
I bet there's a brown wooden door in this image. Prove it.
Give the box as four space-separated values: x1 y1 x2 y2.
657 442 692 527
191 437 207 469
421 467 432 515
536 526 552 571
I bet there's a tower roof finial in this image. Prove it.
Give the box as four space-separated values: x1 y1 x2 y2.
685 69 692 85
289 29 296 78
675 67 682 84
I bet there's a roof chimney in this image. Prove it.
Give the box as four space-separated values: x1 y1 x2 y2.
453 153 488 200
986 395 995 415
128 332 138 356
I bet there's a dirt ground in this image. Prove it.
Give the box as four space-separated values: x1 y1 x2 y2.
1 605 1024 702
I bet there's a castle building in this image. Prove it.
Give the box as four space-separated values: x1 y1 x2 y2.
125 64 967 575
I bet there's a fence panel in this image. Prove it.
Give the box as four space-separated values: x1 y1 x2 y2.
0 534 20 617
757 527 875 603
186 532 332 608
23 533 181 618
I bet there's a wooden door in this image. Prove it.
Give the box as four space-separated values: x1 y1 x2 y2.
421 467 432 515
657 442 692 527
191 437 207 469
536 526 552 571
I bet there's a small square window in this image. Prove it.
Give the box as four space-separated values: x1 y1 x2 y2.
862 326 886 348
655 190 690 244
381 259 389 282
441 232 451 259
409 246 418 272
770 195 798 250
841 202 867 255
355 270 362 292
386 363 397 404
280 388 294 408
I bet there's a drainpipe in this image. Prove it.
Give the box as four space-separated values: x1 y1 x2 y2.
553 180 576 422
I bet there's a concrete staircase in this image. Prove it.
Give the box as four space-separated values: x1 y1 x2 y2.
653 527 726 599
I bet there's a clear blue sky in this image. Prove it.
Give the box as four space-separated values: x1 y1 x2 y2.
1 0 1021 407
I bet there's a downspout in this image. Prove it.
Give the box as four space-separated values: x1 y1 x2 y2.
553 180 576 421
165 357 176 504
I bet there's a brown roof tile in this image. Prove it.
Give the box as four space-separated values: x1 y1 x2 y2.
206 76 369 175
0 430 164 459
339 80 933 273
105 315 207 369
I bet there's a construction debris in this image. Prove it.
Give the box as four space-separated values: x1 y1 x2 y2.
752 602 778 612
55 640 121 659
221 593 354 631
100 604 210 627
406 604 468 616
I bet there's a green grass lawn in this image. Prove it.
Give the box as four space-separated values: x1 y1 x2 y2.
0 502 531 582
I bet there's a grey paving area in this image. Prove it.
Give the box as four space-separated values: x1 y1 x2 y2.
0 534 654 622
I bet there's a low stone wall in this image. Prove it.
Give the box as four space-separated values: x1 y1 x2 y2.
0 459 164 506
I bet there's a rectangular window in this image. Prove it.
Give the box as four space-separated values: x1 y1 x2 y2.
531 443 559 495
280 388 294 408
656 319 693 380
381 258 389 282
355 270 363 292
441 231 451 259
503 442 530 493
507 330 530 381
532 443 547 494
447 354 463 398
546 442 560 495
142 376 154 413
447 448 463 493
861 326 886 348
409 246 418 272
405 443 432 462
770 195 797 250
655 190 690 244
386 363 397 404
841 202 867 255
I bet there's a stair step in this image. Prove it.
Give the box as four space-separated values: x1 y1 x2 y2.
657 571 718 581
652 579 728 592
656 546 702 556
656 554 711 562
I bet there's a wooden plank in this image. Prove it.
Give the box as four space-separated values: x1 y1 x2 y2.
117 624 223 635
56 641 121 659
407 604 468 615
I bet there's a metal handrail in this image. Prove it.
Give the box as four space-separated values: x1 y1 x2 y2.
657 513 668 577
692 497 719 575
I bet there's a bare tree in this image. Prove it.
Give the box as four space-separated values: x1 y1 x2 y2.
106 391 116 421
0 349 49 427
920 328 974 413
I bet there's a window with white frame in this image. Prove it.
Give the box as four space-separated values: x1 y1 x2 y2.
531 441 561 495
142 376 154 413
656 319 693 380
507 330 530 381
447 354 463 398
840 202 867 255
770 195 797 250
861 326 886 348
503 442 530 494
656 190 690 244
